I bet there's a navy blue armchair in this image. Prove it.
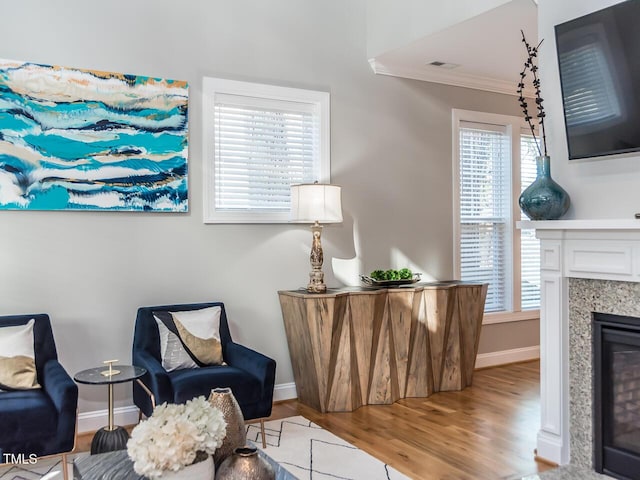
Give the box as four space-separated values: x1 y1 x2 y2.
132 302 276 445
0 314 78 478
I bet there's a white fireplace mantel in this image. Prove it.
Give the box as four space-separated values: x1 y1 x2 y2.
518 219 640 465
520 219 640 231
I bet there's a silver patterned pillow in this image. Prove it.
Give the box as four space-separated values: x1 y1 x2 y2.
154 316 198 371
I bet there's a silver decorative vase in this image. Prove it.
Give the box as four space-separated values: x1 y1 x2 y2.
215 447 275 480
208 387 247 467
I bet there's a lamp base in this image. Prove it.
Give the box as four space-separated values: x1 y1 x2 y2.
307 272 327 293
307 222 327 293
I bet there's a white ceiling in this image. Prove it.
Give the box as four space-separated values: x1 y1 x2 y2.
370 0 539 96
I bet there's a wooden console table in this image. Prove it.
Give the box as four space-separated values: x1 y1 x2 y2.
278 282 487 412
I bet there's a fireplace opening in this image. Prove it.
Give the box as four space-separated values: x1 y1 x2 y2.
594 312 640 480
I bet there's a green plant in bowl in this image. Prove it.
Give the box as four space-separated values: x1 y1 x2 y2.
370 268 414 281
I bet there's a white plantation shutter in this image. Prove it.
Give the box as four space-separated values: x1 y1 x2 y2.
458 122 511 313
203 78 329 223
520 134 541 310
214 95 319 212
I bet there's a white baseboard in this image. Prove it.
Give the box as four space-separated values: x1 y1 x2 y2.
77 383 298 434
537 429 569 465
273 382 297 402
77 405 140 434
475 345 540 369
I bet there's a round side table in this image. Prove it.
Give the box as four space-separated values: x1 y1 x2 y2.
74 364 147 454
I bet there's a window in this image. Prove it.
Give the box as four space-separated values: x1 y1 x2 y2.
456 121 511 312
453 110 540 323
202 78 330 223
520 135 541 310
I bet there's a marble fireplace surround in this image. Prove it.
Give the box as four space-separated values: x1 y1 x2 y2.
568 278 640 470
519 219 640 469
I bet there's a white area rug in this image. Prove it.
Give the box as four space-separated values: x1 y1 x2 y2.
0 455 71 480
1 416 410 480
247 415 411 480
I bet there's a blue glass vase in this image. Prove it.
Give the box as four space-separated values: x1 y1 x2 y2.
519 155 570 220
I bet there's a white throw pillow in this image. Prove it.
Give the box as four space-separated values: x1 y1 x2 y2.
154 317 198 372
0 319 41 390
170 306 221 341
170 306 223 365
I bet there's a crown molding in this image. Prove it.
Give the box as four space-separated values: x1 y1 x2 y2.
369 59 536 98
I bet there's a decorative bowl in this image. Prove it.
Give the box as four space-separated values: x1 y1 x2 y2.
360 273 421 287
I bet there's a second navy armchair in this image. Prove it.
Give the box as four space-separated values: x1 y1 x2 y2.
132 302 276 445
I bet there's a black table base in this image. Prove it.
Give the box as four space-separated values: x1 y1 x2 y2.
91 426 130 454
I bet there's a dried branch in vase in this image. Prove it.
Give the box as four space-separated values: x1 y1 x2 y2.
517 30 547 157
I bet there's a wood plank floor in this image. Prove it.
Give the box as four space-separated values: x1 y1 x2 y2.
77 360 552 479
267 360 551 480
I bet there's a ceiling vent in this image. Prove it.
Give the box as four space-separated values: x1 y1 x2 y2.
427 61 460 69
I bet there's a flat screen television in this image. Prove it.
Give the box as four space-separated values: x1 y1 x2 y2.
555 0 640 160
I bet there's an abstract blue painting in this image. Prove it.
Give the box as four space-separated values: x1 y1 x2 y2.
0 59 188 211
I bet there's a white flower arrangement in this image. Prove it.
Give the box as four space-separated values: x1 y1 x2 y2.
127 396 227 479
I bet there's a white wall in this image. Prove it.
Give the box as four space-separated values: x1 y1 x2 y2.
539 0 640 219
0 0 531 415
366 0 511 59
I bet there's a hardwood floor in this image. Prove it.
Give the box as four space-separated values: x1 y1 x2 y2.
76 360 552 479
267 360 552 480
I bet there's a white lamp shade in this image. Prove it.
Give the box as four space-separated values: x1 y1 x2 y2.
290 183 343 223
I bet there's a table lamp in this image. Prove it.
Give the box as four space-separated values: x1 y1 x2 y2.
290 183 343 293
